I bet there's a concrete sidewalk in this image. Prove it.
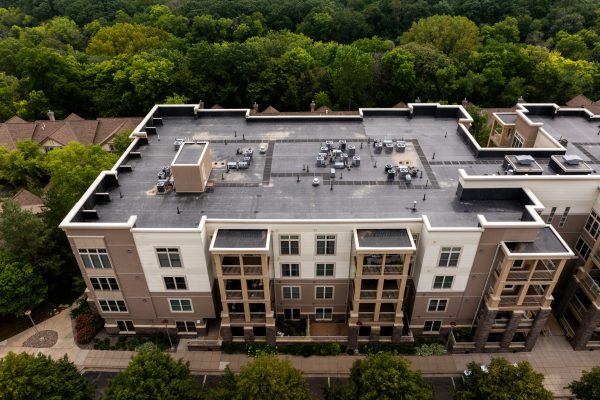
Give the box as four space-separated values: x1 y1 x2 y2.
1 308 598 398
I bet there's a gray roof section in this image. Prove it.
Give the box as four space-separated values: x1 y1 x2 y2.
213 229 268 249
356 229 412 248
505 227 569 254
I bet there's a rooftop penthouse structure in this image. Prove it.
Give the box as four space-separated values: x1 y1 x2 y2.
60 102 600 351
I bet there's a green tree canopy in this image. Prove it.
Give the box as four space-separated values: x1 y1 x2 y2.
212 354 311 400
0 250 47 316
401 15 481 57
103 342 202 400
568 366 600 400
0 352 93 399
452 358 553 400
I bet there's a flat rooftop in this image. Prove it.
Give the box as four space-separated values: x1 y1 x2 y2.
67 105 600 229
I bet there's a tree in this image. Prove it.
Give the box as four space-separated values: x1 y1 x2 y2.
0 250 47 316
331 45 373 110
212 354 312 400
401 15 481 58
347 353 431 400
103 342 202 400
452 358 552 400
0 352 93 399
568 366 600 400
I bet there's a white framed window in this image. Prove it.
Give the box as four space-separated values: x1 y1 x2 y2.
164 276 187 290
156 248 182 268
423 320 442 333
284 308 301 320
559 207 571 227
511 132 524 148
98 299 127 313
316 234 336 255
316 263 335 277
315 307 333 321
433 275 454 289
116 320 134 332
438 247 461 267
315 286 334 299
79 249 112 269
176 321 196 333
90 277 119 291
282 286 300 299
547 207 557 224
169 298 193 312
575 237 591 260
427 299 448 312
280 235 300 255
281 263 300 277
585 210 600 240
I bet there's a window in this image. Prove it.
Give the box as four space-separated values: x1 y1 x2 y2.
427 299 448 312
164 276 187 290
169 299 193 312
156 248 182 267
316 235 336 255
284 308 300 320
117 320 134 332
423 320 442 333
176 321 196 333
511 132 524 148
559 207 571 227
438 247 461 267
281 263 300 277
79 249 112 269
89 277 119 291
433 275 454 289
547 207 557 224
315 286 334 299
315 307 333 321
316 263 334 277
98 299 127 312
575 237 591 260
585 210 600 240
280 235 300 255
282 286 300 299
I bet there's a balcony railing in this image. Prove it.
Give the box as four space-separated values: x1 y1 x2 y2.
362 266 380 275
250 312 266 321
358 312 374 321
225 290 243 299
229 312 245 321
379 312 396 321
580 270 600 299
382 289 400 299
360 290 377 299
244 266 262 275
384 266 403 275
247 290 264 299
222 266 241 275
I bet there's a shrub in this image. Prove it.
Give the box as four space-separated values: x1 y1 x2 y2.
414 343 446 356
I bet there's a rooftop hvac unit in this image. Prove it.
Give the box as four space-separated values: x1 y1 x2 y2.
347 145 356 156
515 155 535 165
352 155 360 166
563 155 582 165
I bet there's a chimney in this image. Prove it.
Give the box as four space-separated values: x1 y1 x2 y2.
253 102 259 113
47 110 55 121
310 101 316 112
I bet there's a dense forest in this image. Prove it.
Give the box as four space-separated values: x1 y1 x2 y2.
0 0 599 120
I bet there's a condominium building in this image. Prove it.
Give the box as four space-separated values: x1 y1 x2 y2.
60 102 600 351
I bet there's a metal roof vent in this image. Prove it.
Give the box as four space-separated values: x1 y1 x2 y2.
515 155 534 165
563 155 583 165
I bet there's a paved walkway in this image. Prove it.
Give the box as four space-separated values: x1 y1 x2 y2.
1 308 598 398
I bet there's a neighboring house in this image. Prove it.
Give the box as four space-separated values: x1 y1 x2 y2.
0 113 142 152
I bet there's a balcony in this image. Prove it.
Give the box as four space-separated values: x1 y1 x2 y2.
222 266 241 275
244 265 262 275
225 290 243 300
247 290 264 300
360 290 377 299
362 266 380 275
